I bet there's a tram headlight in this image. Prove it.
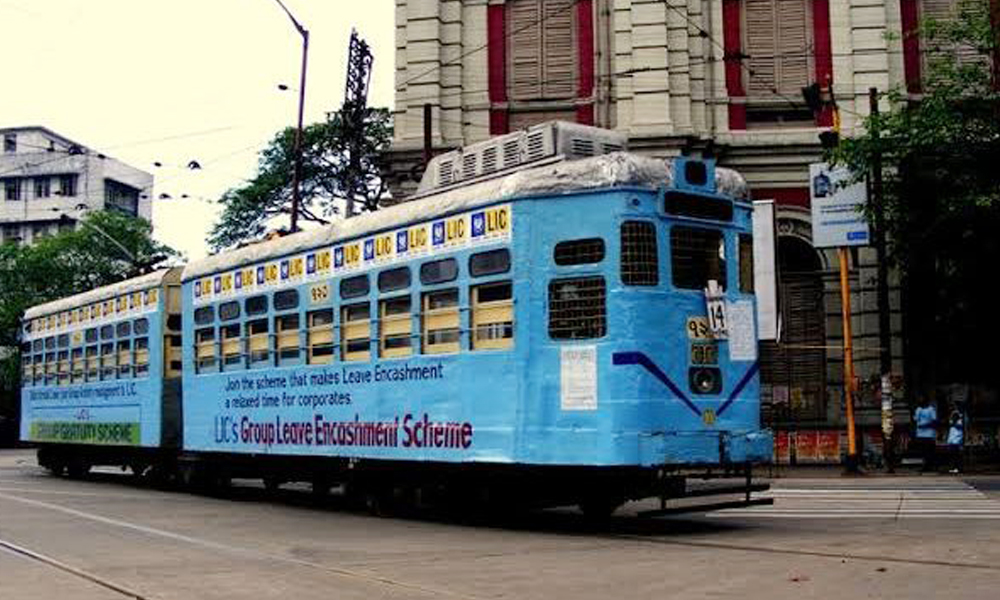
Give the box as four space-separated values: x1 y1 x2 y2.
689 367 722 395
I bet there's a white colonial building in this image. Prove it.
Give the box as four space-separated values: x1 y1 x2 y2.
0 126 153 246
386 0 971 460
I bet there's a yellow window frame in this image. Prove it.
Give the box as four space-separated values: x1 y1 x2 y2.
341 303 371 362
307 309 334 365
380 297 412 359
471 281 514 351
422 289 460 354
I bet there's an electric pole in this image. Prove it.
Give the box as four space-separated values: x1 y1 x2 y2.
342 29 374 218
870 87 895 471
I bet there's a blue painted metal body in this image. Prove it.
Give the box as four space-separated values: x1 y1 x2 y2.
19 299 170 449
181 167 771 468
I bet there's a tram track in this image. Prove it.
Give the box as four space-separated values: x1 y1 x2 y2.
0 489 480 600
0 536 150 599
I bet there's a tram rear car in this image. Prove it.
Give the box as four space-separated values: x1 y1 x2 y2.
19 268 184 476
178 138 770 510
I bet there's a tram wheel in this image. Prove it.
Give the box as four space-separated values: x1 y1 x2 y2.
578 496 622 521
66 461 91 479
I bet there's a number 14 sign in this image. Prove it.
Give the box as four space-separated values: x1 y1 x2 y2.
705 280 728 339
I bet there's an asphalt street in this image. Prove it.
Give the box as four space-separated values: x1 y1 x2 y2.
2 449 999 600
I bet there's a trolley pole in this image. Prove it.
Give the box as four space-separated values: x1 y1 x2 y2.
839 248 859 472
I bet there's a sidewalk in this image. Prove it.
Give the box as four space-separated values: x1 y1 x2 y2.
762 462 1000 479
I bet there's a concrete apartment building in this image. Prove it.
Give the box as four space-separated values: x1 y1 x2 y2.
0 126 153 246
385 0 969 461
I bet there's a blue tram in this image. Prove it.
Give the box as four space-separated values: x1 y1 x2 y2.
19 268 184 476
21 123 771 515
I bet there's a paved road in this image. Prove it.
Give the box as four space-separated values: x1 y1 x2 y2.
2 449 1000 600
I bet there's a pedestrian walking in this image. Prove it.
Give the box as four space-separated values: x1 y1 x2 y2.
947 410 964 474
914 398 938 472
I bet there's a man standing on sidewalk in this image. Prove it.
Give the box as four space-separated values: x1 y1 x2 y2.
915 398 939 472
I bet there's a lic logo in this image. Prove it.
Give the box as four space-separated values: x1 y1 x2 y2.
471 212 485 238
432 221 445 246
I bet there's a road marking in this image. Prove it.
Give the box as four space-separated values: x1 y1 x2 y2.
0 490 477 599
712 481 1000 519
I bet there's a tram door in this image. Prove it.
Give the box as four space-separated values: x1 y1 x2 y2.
760 236 826 427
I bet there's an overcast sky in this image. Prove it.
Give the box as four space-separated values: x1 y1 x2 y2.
2 0 395 260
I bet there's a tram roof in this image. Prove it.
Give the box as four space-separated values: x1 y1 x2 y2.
182 152 749 282
24 268 181 320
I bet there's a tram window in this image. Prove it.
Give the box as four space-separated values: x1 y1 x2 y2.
194 306 214 325
116 321 132 338
554 238 605 266
219 301 241 322
340 275 370 300
85 346 99 380
245 294 268 316
379 297 412 358
739 234 754 293
165 334 183 376
45 336 56 350
469 249 511 277
57 333 69 348
307 309 334 364
422 289 460 354
671 227 726 291
247 319 269 364
276 314 300 362
44 352 57 383
117 340 132 377
621 221 659 286
166 315 182 331
274 289 299 311
378 267 411 293
221 324 242 366
100 343 116 379
195 328 216 371
57 350 70 385
21 354 32 385
33 355 44 383
134 338 149 376
549 277 606 340
471 281 514 350
71 348 84 383
134 317 149 335
420 258 458 285
100 325 114 340
341 303 371 362
85 328 98 344
33 339 43 352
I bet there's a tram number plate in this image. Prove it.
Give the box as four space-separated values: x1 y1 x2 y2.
690 343 718 365
706 297 728 339
686 317 711 339
310 283 330 304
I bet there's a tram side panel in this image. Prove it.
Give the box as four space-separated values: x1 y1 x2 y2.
19 280 179 467
179 205 527 465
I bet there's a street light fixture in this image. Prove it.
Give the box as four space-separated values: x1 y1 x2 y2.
269 0 309 234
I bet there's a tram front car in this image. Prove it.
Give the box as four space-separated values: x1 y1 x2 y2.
503 144 772 513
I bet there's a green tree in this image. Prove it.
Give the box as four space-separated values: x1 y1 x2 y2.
832 1 1000 394
834 1 999 268
208 107 392 251
0 211 178 435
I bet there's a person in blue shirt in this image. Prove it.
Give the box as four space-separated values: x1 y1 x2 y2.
946 410 964 474
914 399 938 472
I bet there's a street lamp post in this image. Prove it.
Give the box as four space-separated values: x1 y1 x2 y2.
271 0 309 234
